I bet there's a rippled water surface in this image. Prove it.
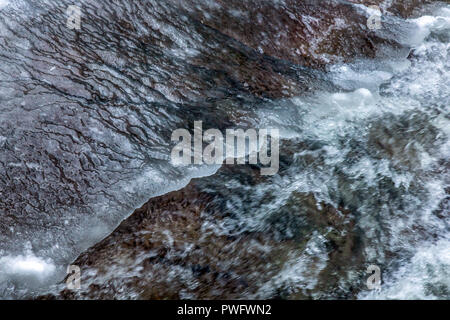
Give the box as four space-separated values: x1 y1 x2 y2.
0 0 449 299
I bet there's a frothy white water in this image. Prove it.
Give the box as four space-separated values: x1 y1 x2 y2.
361 239 450 299
0 244 57 296
246 4 449 299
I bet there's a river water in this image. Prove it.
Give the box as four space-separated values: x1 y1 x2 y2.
0 0 448 299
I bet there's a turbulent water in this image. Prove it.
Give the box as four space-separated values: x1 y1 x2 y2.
256 13 450 298
0 0 449 299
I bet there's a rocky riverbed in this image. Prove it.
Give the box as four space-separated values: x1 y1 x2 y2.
0 0 448 299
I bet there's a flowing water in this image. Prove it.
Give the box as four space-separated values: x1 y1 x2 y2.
0 0 448 299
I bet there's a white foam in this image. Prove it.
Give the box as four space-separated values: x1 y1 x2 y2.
0 251 56 289
361 239 450 299
0 0 9 10
408 14 450 47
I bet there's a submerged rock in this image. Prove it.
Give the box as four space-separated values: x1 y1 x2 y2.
175 0 431 67
39 163 364 300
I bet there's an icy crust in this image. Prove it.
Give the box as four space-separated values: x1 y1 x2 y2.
0 246 56 297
